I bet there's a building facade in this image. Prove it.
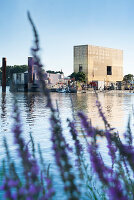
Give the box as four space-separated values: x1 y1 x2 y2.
74 45 123 86
47 72 64 86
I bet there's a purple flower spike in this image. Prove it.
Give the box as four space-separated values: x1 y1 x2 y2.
67 119 83 156
44 178 55 200
105 131 117 167
28 12 80 199
96 96 111 130
78 112 95 137
8 180 19 187
88 143 128 200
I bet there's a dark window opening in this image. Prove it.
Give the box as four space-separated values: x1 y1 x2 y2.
79 65 83 72
107 66 112 75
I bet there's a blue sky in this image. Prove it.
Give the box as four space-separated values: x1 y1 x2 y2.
0 0 134 76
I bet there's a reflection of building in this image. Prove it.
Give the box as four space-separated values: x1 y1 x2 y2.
72 93 124 133
74 45 123 87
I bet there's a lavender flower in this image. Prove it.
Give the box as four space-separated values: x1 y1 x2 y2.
124 115 133 146
105 131 117 167
115 142 134 171
96 94 111 130
50 113 80 199
67 119 83 180
1 178 16 200
28 12 80 199
11 100 43 198
27 11 54 112
44 178 55 200
67 119 82 156
88 144 128 200
78 112 95 137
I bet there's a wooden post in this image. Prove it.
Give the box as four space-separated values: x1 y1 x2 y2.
2 57 6 92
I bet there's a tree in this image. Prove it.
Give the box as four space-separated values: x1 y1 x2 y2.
70 72 77 79
46 70 63 74
123 74 134 82
10 65 28 74
76 72 86 82
0 65 28 85
69 72 86 82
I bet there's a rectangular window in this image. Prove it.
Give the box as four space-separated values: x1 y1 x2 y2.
79 65 83 72
107 66 112 75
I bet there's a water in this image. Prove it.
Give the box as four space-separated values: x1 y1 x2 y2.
0 87 134 198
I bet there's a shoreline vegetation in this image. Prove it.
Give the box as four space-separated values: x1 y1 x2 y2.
0 12 134 200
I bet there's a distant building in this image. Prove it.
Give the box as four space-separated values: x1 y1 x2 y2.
10 57 65 91
47 72 64 86
10 72 28 92
74 45 123 88
10 57 39 92
12 73 25 85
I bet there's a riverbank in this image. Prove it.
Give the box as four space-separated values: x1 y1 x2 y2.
77 90 134 94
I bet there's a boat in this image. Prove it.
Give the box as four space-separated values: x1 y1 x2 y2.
56 88 66 93
56 86 77 93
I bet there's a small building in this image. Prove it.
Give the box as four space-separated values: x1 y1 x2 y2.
10 57 65 92
47 72 64 86
74 44 123 89
10 57 40 92
10 72 28 92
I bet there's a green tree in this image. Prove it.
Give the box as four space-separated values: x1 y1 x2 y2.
0 65 28 85
123 74 134 82
70 72 77 79
76 72 86 82
70 72 86 82
46 70 63 74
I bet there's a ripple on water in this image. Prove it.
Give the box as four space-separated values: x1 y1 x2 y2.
0 87 134 198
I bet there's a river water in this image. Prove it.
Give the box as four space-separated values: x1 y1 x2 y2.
0 87 134 198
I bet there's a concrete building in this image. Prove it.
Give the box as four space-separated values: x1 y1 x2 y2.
74 45 123 88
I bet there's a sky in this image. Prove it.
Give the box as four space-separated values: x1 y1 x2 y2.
0 0 134 76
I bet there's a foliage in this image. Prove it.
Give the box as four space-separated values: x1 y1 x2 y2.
70 72 86 82
0 12 134 200
46 70 63 74
123 74 134 82
0 65 28 85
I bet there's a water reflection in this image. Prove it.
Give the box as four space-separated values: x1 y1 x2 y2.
24 93 36 126
71 93 133 134
1 92 8 133
1 92 6 119
0 88 134 158
0 88 134 200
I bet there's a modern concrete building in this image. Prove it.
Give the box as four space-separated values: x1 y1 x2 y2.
74 45 123 88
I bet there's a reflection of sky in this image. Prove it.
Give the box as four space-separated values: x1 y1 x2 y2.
0 88 134 198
